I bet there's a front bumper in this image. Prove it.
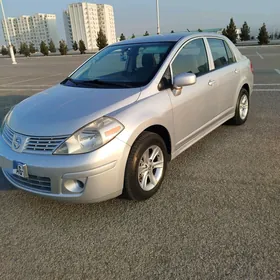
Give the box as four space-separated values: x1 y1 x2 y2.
0 136 131 203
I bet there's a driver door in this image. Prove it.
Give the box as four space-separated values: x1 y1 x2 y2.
168 38 220 150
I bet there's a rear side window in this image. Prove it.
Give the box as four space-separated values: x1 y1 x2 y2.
224 42 236 64
208 38 230 69
172 38 209 77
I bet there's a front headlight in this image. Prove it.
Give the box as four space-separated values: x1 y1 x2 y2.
54 117 124 155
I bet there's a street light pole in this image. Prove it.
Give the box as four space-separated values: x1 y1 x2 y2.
156 0 160 34
0 0 17 64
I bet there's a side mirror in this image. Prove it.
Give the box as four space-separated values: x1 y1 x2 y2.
173 73 196 96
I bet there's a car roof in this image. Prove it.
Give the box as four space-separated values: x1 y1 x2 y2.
113 32 226 46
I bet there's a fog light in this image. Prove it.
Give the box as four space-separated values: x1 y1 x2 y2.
64 180 84 193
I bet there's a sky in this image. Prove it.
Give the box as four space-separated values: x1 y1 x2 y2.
1 0 280 45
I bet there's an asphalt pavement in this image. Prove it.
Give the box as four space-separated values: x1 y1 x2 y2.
0 47 280 280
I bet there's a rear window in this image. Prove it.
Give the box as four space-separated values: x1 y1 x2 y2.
208 38 230 69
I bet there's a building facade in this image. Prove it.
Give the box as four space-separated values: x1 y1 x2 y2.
63 11 73 49
1 13 59 50
63 2 116 50
97 4 116 46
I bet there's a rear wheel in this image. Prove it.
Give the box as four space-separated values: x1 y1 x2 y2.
123 131 168 201
228 88 250 125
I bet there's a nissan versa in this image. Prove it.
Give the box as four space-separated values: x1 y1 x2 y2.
0 33 253 203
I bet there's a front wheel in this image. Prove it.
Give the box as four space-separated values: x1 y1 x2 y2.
228 88 250 125
123 132 168 201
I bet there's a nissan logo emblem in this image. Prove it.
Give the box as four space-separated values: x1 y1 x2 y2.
13 136 22 150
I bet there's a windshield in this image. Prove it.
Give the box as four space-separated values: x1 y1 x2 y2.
62 42 175 88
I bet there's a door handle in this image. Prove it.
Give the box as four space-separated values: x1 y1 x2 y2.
234 69 239 74
208 80 216 86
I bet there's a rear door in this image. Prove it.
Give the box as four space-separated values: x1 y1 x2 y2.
207 38 240 115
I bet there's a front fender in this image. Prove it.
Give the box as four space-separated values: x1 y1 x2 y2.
112 90 175 152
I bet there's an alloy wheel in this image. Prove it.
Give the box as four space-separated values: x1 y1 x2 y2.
239 94 249 120
138 145 164 191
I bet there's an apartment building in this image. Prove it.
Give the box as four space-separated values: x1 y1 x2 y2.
97 4 116 46
63 2 116 50
1 13 59 50
63 11 73 49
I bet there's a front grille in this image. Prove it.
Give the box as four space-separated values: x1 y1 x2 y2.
2 124 68 154
3 170 51 193
25 136 68 153
2 124 14 147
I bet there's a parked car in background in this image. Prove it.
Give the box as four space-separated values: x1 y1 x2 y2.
0 33 253 203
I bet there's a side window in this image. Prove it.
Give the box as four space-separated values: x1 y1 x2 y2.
208 38 229 69
171 39 209 78
224 41 236 64
159 66 172 91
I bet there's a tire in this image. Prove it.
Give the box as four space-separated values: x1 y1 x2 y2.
227 88 250 125
123 131 168 201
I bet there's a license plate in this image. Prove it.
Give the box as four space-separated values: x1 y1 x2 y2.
13 161 29 178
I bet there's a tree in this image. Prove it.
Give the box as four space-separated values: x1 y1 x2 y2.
240 21 251 41
96 29 108 50
49 39 56 53
78 40 87 54
171 30 175 33
59 40 68 55
258 23 269 45
198 28 203 32
223 18 238 44
72 41 78 51
29 43 36 54
19 42 25 55
23 48 30 57
222 28 227 36
22 43 30 57
12 45 16 55
131 34 136 39
17 42 29 56
40 41 49 56
119 33 126 41
143 31 149 36
1 45 8 56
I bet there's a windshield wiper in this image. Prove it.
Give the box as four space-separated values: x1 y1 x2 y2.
62 77 81 86
83 79 134 88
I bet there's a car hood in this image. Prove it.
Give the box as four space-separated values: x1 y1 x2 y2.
7 84 141 136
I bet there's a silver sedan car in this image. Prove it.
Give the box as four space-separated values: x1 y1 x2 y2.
0 33 253 203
